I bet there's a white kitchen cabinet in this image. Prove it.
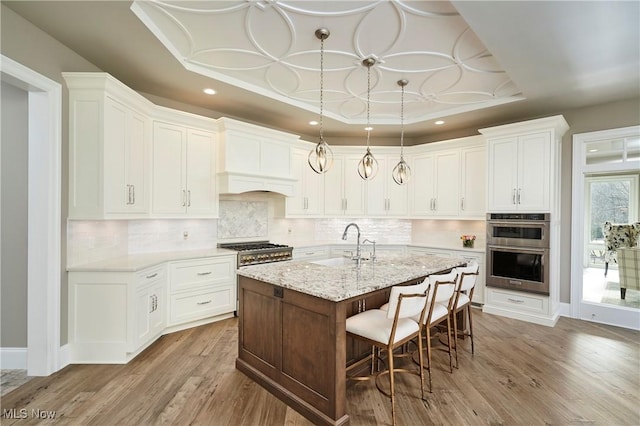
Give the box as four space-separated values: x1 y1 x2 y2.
286 146 325 216
68 264 167 363
459 145 486 217
64 72 151 219
481 116 569 213
410 150 460 217
152 121 218 217
366 155 408 217
217 117 298 196
133 266 166 352
292 245 329 260
167 256 236 327
407 246 485 304
324 155 366 216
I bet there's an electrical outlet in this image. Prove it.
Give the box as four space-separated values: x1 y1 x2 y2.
183 231 189 240
288 228 292 234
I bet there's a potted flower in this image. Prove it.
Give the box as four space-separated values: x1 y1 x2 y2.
461 234 476 248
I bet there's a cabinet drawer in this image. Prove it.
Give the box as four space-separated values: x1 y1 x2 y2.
136 265 166 286
486 288 548 314
170 287 234 325
293 246 328 260
169 256 235 293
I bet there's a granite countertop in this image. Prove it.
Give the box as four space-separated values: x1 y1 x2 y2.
67 248 237 272
236 253 466 302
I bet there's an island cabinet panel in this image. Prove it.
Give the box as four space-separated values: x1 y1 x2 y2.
237 276 348 426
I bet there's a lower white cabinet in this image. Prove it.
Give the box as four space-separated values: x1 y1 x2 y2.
167 256 236 327
292 245 329 261
407 246 485 304
483 287 557 327
68 264 167 363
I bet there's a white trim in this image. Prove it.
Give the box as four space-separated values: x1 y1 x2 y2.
570 125 640 330
0 348 27 369
1 55 63 375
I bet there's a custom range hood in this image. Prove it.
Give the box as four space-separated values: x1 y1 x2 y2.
217 118 298 196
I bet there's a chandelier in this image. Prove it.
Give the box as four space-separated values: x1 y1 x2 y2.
392 79 411 185
357 57 378 180
308 28 333 174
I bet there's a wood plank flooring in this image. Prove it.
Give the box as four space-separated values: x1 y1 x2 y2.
1 310 639 425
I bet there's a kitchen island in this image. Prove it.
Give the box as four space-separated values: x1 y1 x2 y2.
235 254 465 426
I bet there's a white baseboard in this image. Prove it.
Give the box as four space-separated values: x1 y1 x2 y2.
558 302 572 317
1 347 27 369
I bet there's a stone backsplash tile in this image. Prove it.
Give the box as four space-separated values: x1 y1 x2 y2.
315 218 412 244
218 200 268 239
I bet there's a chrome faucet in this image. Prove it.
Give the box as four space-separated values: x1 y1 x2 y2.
341 223 361 266
362 239 376 262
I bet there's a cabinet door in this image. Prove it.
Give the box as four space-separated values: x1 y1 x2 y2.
324 156 345 215
126 110 149 213
410 153 435 216
186 129 217 216
365 158 388 216
343 155 366 216
287 148 324 216
152 121 187 214
386 157 409 216
488 136 519 211
460 146 486 217
104 98 148 215
518 132 551 211
433 150 460 216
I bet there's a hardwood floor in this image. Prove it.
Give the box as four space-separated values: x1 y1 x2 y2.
1 310 639 425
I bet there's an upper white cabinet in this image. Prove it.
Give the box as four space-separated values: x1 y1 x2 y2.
217 118 298 196
324 153 366 216
152 117 217 217
64 72 152 219
286 146 325 216
459 145 487 217
365 154 409 217
409 137 485 219
481 116 569 213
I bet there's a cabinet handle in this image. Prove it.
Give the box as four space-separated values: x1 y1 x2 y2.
305 252 315 255
145 272 158 279
126 185 133 205
131 185 135 205
304 197 308 209
512 188 516 205
182 190 186 207
433 198 437 211
197 300 212 305
517 188 521 204
461 197 465 211
507 298 524 304
197 271 212 276
187 190 191 207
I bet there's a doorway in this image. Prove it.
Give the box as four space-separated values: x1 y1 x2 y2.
571 126 640 329
1 55 62 375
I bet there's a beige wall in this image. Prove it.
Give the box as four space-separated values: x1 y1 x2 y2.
1 81 28 347
1 4 102 346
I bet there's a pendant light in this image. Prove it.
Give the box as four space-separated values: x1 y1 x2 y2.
392 79 411 185
308 28 334 174
358 57 378 180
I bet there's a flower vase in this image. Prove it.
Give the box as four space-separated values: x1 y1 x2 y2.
463 240 474 248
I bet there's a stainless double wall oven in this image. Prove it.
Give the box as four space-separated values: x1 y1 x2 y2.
486 213 550 295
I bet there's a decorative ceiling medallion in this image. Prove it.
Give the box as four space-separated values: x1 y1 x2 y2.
131 0 524 126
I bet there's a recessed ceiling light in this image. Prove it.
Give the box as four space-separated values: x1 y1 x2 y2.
203 88 216 95
435 120 445 125
588 149 598 152
309 120 319 126
365 126 373 131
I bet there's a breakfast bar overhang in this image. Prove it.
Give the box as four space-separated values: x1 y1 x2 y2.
235 255 465 425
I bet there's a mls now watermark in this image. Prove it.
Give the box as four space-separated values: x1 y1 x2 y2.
3 408 56 420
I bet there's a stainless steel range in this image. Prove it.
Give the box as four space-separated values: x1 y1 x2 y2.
218 241 293 267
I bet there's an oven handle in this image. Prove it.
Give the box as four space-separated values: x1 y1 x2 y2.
487 221 549 227
487 244 548 254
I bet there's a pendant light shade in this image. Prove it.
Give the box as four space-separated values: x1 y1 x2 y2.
308 28 334 174
358 58 378 180
392 79 411 185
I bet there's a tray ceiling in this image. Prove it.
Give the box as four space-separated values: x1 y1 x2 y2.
131 0 523 127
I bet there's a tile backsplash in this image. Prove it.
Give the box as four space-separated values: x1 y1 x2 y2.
66 194 486 266
217 200 268 239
